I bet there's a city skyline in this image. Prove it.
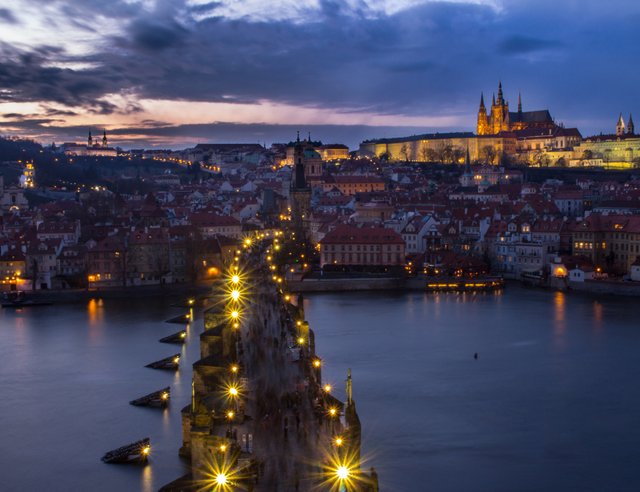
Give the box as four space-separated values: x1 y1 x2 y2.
0 0 639 148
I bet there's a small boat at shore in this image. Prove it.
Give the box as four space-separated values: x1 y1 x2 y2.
1 291 52 308
425 276 504 292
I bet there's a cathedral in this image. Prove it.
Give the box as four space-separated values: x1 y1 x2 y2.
476 82 557 135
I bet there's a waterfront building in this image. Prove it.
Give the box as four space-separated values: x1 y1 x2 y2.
570 214 640 274
0 250 27 292
319 224 406 268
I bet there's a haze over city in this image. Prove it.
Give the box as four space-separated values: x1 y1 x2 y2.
0 0 638 148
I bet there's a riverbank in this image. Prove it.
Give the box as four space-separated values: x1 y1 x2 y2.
287 275 503 293
3 283 211 305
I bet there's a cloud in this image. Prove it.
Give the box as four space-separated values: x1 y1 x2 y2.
0 0 639 146
498 35 563 55
0 8 18 24
129 18 189 51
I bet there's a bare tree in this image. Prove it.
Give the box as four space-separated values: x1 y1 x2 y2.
399 143 410 162
481 145 497 165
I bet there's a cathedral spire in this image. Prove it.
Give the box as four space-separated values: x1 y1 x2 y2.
518 92 522 113
296 130 300 143
497 81 504 104
628 114 635 135
308 131 311 142
102 129 108 148
616 113 626 136
479 92 485 110
88 130 93 147
492 93 496 106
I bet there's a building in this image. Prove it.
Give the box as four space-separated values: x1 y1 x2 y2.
319 224 405 267
63 130 117 157
289 135 312 230
20 161 35 188
321 175 385 195
476 82 557 135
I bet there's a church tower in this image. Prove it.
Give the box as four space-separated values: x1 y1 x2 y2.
490 82 510 134
290 132 311 231
628 114 634 135
102 130 108 148
88 131 93 147
476 93 489 135
616 113 626 136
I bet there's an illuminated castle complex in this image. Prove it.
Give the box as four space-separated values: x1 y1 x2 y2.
476 82 556 135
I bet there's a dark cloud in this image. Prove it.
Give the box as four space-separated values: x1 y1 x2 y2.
129 18 189 51
498 36 563 55
0 8 18 24
1 0 640 145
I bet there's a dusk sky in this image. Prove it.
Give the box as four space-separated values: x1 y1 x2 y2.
0 0 638 149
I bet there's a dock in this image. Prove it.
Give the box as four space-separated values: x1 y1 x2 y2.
145 353 180 370
129 387 170 408
101 438 150 464
165 313 191 324
158 330 187 344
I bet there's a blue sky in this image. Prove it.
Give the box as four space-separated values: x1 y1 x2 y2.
0 0 638 148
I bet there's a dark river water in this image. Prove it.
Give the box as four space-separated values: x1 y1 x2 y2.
1 286 639 491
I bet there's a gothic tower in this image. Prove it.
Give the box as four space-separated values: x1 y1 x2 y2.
616 113 626 136
490 82 510 134
102 130 108 148
88 131 93 147
290 132 311 231
628 114 634 135
476 93 489 135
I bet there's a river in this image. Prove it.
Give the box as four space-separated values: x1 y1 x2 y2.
1 286 639 491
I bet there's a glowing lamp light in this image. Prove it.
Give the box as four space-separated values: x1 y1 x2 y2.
231 275 240 284
334 437 343 447
219 444 227 452
180 332 186 338
297 337 305 345
215 473 228 485
142 446 150 456
173 356 180 364
324 384 332 393
336 466 349 480
161 392 169 400
313 359 321 368
227 410 235 420
230 290 240 301
231 365 239 373
230 310 239 319
329 407 338 417
228 387 238 397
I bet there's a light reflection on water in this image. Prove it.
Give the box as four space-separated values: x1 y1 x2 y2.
305 285 640 492
1 287 640 491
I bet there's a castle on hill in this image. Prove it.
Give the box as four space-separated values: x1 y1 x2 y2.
476 82 557 135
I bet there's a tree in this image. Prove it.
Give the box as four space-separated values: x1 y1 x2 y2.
419 142 430 162
481 145 497 165
399 143 410 162
555 157 567 167
452 147 465 164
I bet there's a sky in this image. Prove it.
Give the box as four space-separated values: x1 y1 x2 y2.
0 0 638 149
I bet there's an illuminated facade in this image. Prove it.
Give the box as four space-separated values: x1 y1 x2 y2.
63 130 117 157
476 82 556 135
